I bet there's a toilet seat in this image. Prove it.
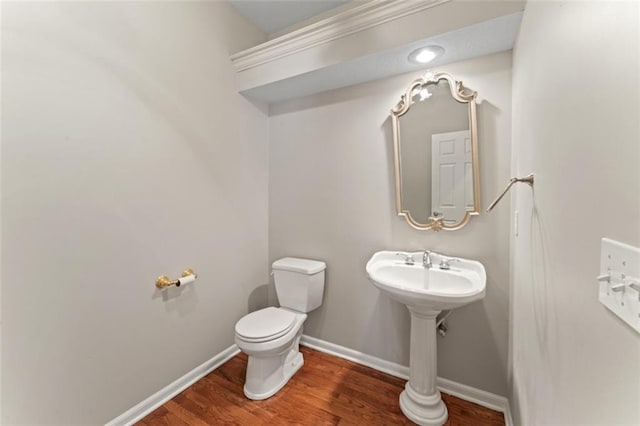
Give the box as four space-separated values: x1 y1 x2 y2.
235 307 296 343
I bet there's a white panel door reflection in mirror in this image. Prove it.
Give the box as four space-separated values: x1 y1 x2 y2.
431 130 473 224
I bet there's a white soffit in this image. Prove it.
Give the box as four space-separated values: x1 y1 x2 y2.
231 0 450 72
230 0 525 103
241 11 523 103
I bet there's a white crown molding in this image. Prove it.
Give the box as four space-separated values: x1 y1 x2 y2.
231 0 450 72
105 345 240 426
300 334 513 426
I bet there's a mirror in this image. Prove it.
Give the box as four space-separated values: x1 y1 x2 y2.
390 72 480 231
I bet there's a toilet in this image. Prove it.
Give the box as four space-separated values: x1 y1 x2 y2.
234 257 326 400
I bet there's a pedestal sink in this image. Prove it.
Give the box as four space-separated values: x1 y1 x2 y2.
366 251 486 426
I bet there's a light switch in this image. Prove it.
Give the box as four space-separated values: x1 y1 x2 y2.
599 238 640 334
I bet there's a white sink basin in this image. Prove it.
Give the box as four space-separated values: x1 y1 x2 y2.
366 251 486 310
365 250 486 426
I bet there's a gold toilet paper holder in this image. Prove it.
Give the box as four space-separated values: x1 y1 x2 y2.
156 269 197 289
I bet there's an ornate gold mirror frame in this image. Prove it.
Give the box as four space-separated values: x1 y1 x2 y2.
390 72 480 231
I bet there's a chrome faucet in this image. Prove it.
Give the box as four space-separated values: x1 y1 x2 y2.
422 250 432 269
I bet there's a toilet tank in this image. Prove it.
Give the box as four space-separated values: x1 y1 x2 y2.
273 257 326 313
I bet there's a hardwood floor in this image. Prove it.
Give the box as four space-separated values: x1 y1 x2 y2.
139 346 505 425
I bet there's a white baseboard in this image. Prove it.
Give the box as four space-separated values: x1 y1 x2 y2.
106 336 512 426
436 376 512 423
105 344 240 426
300 334 513 426
300 334 410 379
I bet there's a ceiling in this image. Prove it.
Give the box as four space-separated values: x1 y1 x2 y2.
229 0 351 34
230 1 525 103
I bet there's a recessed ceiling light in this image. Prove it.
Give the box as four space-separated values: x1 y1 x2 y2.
408 46 444 64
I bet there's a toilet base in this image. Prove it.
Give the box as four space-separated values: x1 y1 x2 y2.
243 349 304 400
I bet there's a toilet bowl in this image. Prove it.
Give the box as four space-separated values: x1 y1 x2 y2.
235 307 307 400
234 257 326 400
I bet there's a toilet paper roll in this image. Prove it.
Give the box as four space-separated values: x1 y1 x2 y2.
177 274 196 287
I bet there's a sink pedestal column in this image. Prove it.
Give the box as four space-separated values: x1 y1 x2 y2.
399 307 447 426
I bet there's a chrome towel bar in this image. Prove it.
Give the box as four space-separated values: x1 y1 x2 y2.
486 174 534 212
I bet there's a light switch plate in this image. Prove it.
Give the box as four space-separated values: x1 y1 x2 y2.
599 238 640 334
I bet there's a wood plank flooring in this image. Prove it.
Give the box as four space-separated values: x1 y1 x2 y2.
139 346 505 425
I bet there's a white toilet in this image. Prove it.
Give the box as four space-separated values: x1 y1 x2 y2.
234 257 326 400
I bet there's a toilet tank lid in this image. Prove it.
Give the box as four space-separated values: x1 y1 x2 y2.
272 257 326 274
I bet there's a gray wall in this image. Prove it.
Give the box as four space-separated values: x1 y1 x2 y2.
510 2 640 424
269 52 513 396
1 2 268 424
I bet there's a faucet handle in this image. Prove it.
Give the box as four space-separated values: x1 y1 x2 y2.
396 252 415 265
439 258 461 270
